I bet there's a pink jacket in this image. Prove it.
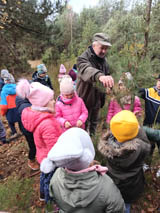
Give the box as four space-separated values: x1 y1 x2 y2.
22 107 62 163
106 96 142 123
55 93 88 131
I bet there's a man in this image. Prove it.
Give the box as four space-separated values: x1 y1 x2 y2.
139 74 160 154
76 33 114 136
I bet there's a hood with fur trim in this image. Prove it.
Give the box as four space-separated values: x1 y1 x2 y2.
98 134 142 159
98 128 150 159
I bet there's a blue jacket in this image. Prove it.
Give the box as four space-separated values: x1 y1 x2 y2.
0 83 19 122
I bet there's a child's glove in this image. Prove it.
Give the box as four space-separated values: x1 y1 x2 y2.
76 120 83 128
65 121 72 129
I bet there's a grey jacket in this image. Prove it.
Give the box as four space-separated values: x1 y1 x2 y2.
49 167 125 213
76 46 110 109
98 129 151 203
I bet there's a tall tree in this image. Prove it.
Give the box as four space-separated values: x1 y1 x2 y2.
0 0 66 73
144 0 152 55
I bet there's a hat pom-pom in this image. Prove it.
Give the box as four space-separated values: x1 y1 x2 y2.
40 158 56 174
16 79 30 99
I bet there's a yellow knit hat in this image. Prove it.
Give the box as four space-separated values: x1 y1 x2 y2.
110 110 139 143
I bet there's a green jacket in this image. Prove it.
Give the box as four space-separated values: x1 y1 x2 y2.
98 129 151 203
49 167 125 213
76 46 110 109
143 126 160 144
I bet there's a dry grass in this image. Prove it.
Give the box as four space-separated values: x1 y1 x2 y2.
28 60 42 69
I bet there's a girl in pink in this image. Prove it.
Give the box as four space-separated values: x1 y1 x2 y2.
16 79 62 203
58 64 66 83
107 79 142 124
55 76 88 131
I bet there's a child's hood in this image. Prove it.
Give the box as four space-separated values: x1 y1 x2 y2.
98 128 151 159
22 107 54 133
52 168 104 209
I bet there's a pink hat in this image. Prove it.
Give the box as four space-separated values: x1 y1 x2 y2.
60 77 74 94
59 64 66 74
16 79 54 107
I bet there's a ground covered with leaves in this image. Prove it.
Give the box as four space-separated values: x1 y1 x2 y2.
0 118 160 212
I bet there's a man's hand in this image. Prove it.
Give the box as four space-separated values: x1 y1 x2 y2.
76 120 83 128
65 121 72 129
99 75 114 88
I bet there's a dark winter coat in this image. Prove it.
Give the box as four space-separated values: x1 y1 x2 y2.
139 87 160 125
16 96 32 136
0 78 4 94
98 129 151 203
76 46 110 109
32 71 53 90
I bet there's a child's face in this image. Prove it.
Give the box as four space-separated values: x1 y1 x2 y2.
156 79 160 90
46 98 55 113
119 83 126 91
39 73 46 78
63 93 74 99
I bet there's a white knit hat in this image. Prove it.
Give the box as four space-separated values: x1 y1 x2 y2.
1 69 9 78
40 128 95 173
4 73 15 83
60 75 74 94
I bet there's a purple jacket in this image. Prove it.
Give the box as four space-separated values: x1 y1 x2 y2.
106 96 142 123
55 93 88 131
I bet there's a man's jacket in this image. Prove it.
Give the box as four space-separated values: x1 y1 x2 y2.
76 46 110 109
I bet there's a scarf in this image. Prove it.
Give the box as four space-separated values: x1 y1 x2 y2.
66 165 108 176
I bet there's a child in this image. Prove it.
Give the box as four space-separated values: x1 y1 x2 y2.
16 79 62 202
0 119 7 145
0 73 20 138
106 79 142 124
0 69 7 94
58 64 66 83
68 68 77 89
55 76 88 131
98 110 151 213
40 127 125 212
16 96 39 170
32 63 53 90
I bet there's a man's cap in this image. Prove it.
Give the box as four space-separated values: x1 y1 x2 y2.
93 33 112 47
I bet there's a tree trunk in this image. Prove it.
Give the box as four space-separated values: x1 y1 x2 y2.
144 0 152 56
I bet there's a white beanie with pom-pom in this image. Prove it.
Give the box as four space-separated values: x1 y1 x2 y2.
60 76 74 94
